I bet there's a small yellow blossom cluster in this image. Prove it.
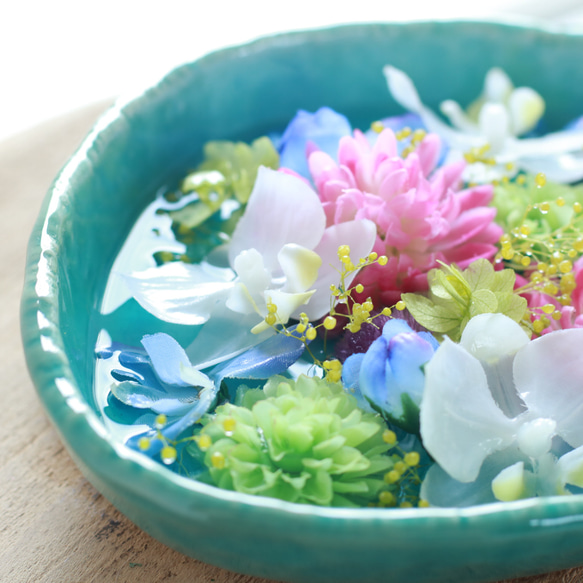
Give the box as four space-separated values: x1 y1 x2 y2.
463 143 497 167
262 246 406 382
370 121 427 159
496 191 583 333
330 245 400 333
375 429 427 508
137 413 178 465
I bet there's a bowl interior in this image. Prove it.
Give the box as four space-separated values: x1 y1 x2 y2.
22 20 583 583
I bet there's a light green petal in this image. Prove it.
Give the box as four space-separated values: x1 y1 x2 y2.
278 244 322 293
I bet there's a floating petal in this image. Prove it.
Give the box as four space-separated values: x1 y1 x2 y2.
125 261 235 325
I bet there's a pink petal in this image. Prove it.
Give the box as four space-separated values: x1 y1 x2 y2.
417 133 441 176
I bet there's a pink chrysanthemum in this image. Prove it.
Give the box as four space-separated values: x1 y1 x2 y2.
308 128 503 306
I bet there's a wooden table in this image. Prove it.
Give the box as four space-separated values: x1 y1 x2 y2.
1 102 581 583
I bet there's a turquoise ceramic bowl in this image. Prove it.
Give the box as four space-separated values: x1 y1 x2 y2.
22 21 583 583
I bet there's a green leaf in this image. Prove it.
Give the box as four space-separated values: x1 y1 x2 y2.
464 258 496 292
497 293 529 324
469 288 498 317
404 260 529 341
402 293 461 334
197 136 279 203
492 267 517 293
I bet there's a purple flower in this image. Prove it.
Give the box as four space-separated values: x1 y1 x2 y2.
342 319 438 433
278 107 352 179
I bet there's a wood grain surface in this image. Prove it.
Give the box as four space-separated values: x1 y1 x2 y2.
1 102 582 583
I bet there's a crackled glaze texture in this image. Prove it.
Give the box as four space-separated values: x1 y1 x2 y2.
21 21 583 583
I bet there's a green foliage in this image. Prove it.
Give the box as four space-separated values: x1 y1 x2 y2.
156 136 278 264
187 375 397 507
172 136 279 232
402 259 528 342
493 174 583 236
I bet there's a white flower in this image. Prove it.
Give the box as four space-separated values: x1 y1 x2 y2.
420 313 583 506
384 65 583 183
125 166 376 366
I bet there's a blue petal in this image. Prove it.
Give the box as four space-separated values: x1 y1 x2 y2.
278 107 352 178
381 318 413 342
387 333 435 405
341 353 375 413
419 331 440 351
126 329 307 458
142 333 193 387
565 115 583 132
359 336 389 408
210 328 306 395
111 380 199 416
126 388 216 456
113 348 160 388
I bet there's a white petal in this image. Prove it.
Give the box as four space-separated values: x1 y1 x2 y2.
514 328 583 448
421 447 525 507
421 338 517 483
179 363 214 390
478 103 509 154
228 167 326 273
509 129 583 158
124 262 235 325
278 244 322 293
508 87 545 136
516 418 556 459
440 100 479 133
186 312 273 368
227 248 271 313
460 316 530 419
483 68 513 103
383 65 424 112
519 152 583 184
460 313 530 364
304 219 376 320
252 288 316 333
383 65 480 150
226 283 260 315
101 194 195 314
232 248 271 290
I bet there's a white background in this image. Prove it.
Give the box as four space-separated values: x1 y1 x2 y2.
1 0 583 142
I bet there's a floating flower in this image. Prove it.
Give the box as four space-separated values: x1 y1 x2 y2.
342 319 438 433
308 126 502 305
125 166 376 364
278 107 352 179
188 374 395 507
104 329 308 457
384 65 583 184
420 313 583 506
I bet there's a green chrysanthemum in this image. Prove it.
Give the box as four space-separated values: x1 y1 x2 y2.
493 174 583 236
189 375 396 507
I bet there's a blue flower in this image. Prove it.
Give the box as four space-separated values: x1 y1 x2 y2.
278 107 352 179
100 329 308 459
342 319 438 433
